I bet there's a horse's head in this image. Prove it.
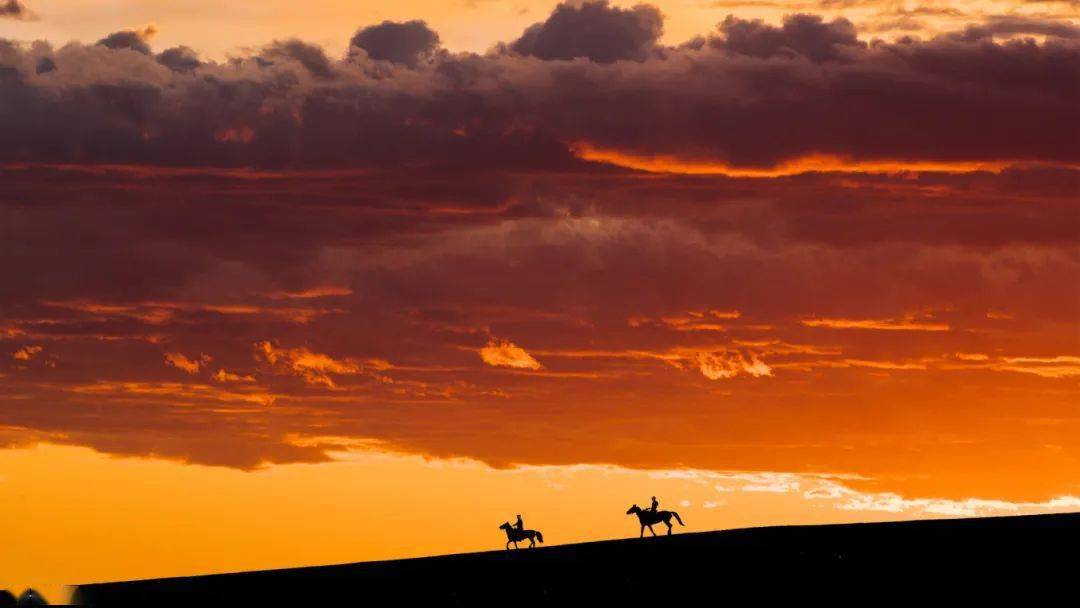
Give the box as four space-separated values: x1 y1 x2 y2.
499 522 511 531
626 504 640 515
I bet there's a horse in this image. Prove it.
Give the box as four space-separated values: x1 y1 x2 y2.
499 522 545 549
626 504 685 537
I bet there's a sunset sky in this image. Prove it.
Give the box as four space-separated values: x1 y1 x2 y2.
1 0 1079 601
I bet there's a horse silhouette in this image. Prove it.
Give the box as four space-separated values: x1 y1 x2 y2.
627 504 685 537
500 522 544 549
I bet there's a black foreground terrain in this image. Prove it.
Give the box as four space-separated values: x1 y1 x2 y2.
73 512 1080 605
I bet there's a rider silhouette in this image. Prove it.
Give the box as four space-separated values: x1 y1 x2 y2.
648 496 659 513
514 514 524 531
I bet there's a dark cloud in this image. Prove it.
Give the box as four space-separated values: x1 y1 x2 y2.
156 46 200 72
97 26 158 55
952 15 1080 41
34 55 55 74
1 161 1077 483
0 11 1071 170
261 39 336 79
710 13 865 61
509 0 663 63
0 0 33 21
349 20 440 67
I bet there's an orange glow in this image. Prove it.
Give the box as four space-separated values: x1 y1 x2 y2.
11 345 42 361
801 317 951 331
163 352 210 375
570 141 1068 176
254 342 366 388
1 3 1078 599
267 286 354 300
69 381 277 407
696 351 772 380
479 339 543 370
7 443 1080 604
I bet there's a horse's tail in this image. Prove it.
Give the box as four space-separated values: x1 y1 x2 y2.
535 531 544 543
672 512 684 526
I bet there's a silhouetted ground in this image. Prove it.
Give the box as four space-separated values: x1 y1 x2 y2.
0 589 47 607
73 513 1080 605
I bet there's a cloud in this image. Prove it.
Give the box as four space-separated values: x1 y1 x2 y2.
349 20 440 67
156 46 201 72
267 286 353 300
696 351 772 380
953 15 1080 41
708 13 864 62
480 339 542 370
804 477 1080 517
802 316 950 331
12 345 42 360
509 0 664 63
97 25 159 55
0 0 34 21
0 14 1075 169
262 39 336 79
570 142 1026 176
629 310 741 332
0 6 1076 498
42 299 340 325
211 369 255 383
164 352 211 375
254 341 363 388
714 472 803 493
996 356 1080 378
72 380 276 408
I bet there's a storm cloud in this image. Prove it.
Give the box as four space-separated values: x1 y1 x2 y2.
707 13 865 61
97 25 158 54
0 0 32 20
349 19 440 67
0 7 1074 170
156 45 200 72
509 0 664 62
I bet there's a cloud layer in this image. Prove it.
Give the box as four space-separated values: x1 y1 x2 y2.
0 4 1076 169
0 2 1077 504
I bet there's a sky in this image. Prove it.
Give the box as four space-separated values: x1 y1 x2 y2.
1 0 1079 602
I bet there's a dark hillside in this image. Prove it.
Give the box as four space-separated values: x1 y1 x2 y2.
73 512 1080 605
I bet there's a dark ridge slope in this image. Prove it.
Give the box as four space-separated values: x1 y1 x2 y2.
73 512 1080 605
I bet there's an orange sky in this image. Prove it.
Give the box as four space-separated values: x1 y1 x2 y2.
0 0 1078 600
3 0 1078 58
8 442 1080 603
2 162 1077 600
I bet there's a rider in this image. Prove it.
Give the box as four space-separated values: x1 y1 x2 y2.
514 514 524 531
648 496 659 513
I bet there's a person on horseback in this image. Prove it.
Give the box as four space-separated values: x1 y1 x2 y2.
500 516 544 549
627 501 684 537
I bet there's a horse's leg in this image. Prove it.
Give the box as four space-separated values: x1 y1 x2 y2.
640 525 645 538
506 539 512 550
665 520 673 535
529 536 535 548
648 525 657 537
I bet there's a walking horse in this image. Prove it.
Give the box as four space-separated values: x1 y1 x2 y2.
500 522 545 549
627 504 685 537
